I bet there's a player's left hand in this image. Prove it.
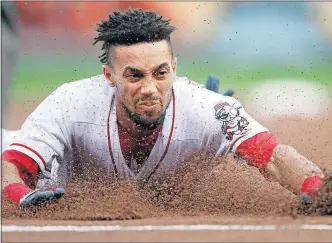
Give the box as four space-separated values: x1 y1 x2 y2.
205 74 234 96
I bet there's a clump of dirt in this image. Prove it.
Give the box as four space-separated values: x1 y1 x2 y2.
2 151 299 220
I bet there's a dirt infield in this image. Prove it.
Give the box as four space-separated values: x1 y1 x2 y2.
2 99 332 242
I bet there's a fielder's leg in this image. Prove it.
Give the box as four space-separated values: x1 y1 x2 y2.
205 74 234 96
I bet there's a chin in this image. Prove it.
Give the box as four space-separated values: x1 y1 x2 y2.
137 108 161 119
133 112 166 130
122 101 168 129
137 114 160 124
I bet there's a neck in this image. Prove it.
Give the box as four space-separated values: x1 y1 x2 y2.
115 101 161 138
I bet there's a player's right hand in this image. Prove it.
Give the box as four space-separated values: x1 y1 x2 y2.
298 170 332 215
299 170 332 203
19 188 65 209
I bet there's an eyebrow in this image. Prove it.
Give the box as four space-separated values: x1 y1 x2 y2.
123 62 170 74
123 66 141 74
154 62 170 70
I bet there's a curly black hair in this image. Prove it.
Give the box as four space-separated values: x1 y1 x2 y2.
93 9 176 65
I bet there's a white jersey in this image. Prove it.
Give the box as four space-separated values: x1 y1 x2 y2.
3 75 267 189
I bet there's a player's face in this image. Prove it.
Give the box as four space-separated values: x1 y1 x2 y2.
104 40 176 128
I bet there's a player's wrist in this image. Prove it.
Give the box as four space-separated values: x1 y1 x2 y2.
3 182 33 206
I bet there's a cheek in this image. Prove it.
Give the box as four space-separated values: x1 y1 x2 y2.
157 79 173 102
119 83 140 104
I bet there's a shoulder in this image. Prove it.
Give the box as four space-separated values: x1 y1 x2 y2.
55 75 111 98
172 76 242 135
173 76 241 116
47 75 114 124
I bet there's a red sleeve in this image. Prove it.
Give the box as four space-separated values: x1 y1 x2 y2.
235 132 279 169
2 150 40 187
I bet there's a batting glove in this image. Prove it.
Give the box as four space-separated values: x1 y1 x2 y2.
205 74 234 96
300 193 314 204
19 188 65 209
300 170 332 204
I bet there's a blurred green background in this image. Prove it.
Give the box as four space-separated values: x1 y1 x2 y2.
5 2 332 102
12 55 332 101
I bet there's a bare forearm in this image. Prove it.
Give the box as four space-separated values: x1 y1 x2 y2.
260 145 323 195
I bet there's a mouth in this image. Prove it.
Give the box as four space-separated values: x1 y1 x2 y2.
139 101 159 106
138 102 160 112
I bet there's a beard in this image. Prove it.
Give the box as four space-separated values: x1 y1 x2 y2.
121 95 172 130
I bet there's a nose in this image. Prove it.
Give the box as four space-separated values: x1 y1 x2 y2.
141 78 158 96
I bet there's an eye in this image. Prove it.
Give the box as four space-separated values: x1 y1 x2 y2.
154 68 170 79
126 70 143 80
131 72 143 78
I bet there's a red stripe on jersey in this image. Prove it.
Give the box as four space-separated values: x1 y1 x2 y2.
301 176 323 198
235 132 279 169
10 143 46 166
107 96 118 177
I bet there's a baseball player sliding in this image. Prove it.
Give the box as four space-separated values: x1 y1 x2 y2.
1 9 328 209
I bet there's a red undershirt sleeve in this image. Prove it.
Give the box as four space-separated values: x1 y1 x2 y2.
235 131 279 169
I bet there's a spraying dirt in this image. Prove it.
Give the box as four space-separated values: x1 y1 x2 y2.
2 151 300 220
2 108 332 221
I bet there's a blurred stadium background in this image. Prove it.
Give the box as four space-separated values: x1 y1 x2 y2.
3 1 332 112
